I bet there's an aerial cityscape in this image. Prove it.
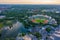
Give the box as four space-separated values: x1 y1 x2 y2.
0 4 60 40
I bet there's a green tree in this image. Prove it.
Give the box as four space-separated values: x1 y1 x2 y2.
46 27 51 33
34 32 42 39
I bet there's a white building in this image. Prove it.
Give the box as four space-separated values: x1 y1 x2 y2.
16 34 37 40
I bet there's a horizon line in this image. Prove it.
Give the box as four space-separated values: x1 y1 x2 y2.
0 4 60 5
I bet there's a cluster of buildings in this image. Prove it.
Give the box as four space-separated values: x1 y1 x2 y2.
28 14 57 25
16 34 37 40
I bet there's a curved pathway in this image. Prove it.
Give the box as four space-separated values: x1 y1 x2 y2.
53 25 60 40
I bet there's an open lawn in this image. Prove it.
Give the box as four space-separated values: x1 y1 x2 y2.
31 18 49 24
32 18 47 23
0 23 4 29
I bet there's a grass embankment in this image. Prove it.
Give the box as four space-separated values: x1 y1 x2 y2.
0 23 4 29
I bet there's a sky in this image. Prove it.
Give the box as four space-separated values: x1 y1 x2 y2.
0 0 60 4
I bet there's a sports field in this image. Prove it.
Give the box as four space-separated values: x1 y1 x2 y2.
32 18 48 24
